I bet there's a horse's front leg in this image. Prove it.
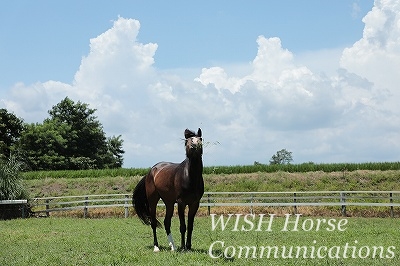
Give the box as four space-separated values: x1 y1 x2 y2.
178 203 186 250
186 201 200 250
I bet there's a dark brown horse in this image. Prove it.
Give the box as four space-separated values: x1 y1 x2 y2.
132 128 204 252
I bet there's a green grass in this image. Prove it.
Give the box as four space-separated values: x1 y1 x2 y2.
1 216 400 265
24 175 141 198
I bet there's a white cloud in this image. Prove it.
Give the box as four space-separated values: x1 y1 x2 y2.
74 17 157 92
2 3 400 167
341 0 400 93
340 0 400 145
195 67 244 93
294 47 343 76
352 1 362 19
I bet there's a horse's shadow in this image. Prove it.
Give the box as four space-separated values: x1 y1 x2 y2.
145 246 234 261
145 245 208 253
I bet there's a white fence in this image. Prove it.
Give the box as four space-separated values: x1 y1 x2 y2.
32 194 132 218
31 191 400 218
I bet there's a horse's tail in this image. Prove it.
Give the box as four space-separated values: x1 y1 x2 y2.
132 176 162 227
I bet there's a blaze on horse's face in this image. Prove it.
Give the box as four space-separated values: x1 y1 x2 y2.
184 128 203 157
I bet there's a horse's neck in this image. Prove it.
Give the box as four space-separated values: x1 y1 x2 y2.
184 157 203 184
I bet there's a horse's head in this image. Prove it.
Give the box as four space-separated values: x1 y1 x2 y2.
184 128 203 158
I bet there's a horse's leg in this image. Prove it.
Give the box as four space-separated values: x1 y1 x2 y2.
148 196 160 252
164 202 176 251
177 203 186 250
186 201 200 250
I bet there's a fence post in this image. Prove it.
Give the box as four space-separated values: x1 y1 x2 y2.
207 194 211 216
21 203 26 218
46 199 50 217
83 196 89 218
390 192 394 218
124 195 129 218
340 192 346 216
250 194 254 215
293 193 298 214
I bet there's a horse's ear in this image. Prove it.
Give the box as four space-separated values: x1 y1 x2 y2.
184 129 194 139
197 128 202 137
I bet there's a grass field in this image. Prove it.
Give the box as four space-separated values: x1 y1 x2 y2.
24 170 400 198
22 169 400 218
5 165 399 264
1 216 400 265
21 162 400 180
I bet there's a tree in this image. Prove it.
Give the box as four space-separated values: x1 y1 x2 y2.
105 135 125 168
0 109 24 160
48 97 108 169
269 149 293 165
18 97 124 170
17 122 69 170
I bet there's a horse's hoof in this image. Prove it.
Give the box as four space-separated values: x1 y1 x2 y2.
167 233 176 251
169 243 176 251
153 246 160 252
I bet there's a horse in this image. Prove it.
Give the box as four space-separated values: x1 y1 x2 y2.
132 128 204 252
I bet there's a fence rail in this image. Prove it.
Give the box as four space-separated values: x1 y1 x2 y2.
30 191 400 218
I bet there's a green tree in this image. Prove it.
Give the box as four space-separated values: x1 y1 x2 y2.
105 135 125 168
269 149 293 165
48 97 108 169
18 122 69 170
0 109 24 160
18 97 124 170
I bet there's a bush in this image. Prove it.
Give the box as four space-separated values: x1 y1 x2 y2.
0 155 29 200
0 155 30 219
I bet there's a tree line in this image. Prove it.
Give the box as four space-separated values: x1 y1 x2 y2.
0 97 124 170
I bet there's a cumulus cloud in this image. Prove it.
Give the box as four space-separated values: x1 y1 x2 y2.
341 0 400 87
196 36 341 132
74 17 157 92
340 0 400 141
2 2 400 167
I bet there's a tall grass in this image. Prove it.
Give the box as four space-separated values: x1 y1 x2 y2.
23 167 150 180
22 162 400 180
204 162 400 174
0 155 28 200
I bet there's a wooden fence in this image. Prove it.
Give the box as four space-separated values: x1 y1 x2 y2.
30 191 400 218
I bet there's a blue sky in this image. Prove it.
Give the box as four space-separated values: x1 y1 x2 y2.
1 1 372 87
2 0 400 167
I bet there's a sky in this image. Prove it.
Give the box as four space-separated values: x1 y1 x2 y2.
1 0 399 168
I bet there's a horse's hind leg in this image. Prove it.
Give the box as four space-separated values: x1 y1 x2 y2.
147 193 161 252
164 203 176 251
151 218 159 252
